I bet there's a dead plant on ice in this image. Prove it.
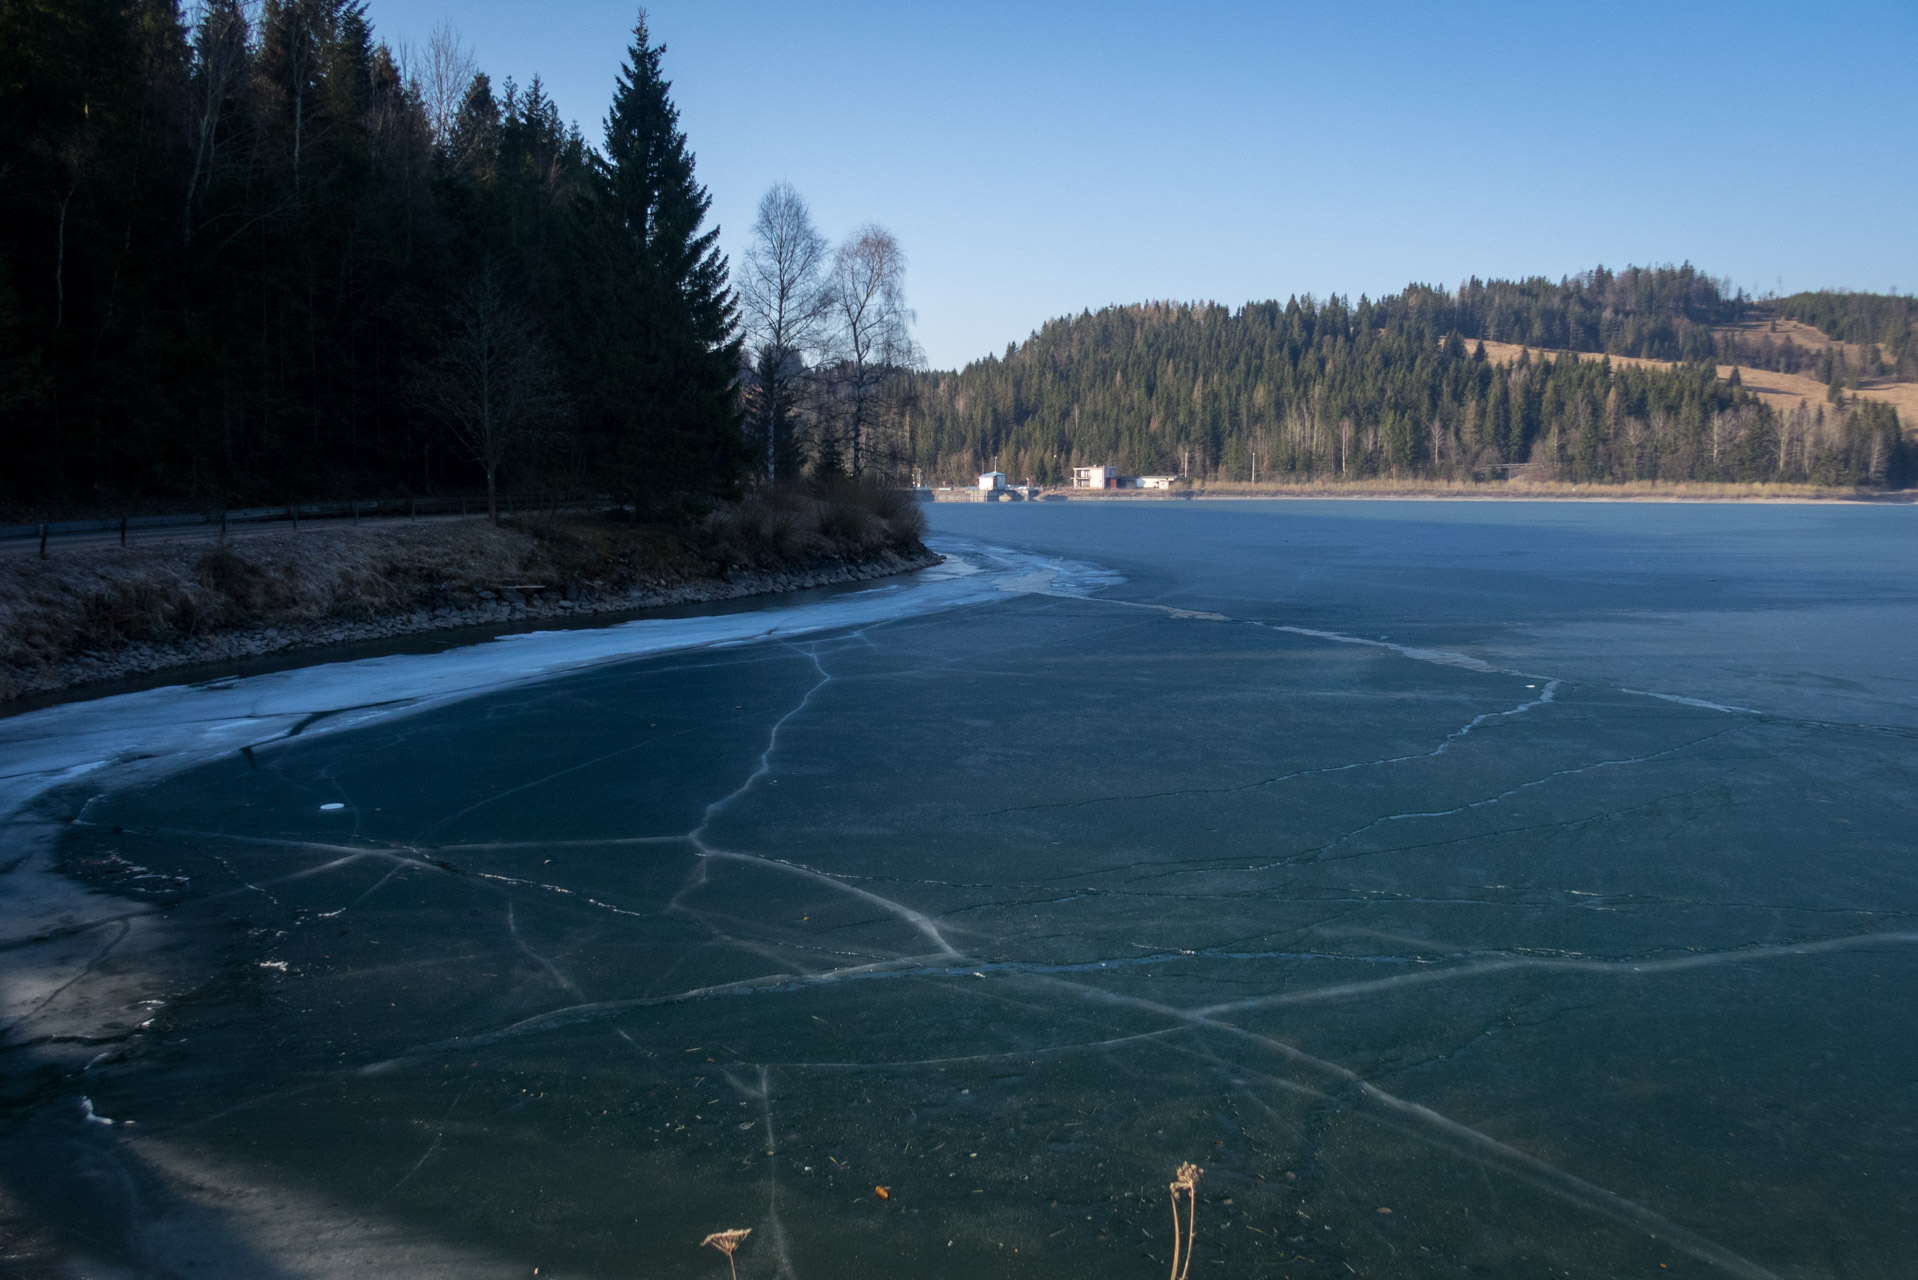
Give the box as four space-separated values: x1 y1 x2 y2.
700 1227 751 1280
1167 1161 1203 1280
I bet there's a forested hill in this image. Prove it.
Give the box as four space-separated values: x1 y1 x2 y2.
1 1 741 515
910 269 1909 489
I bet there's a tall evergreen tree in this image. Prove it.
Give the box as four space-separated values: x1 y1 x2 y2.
593 9 741 502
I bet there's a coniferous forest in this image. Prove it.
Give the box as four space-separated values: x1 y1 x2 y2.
910 270 1911 489
1 0 740 515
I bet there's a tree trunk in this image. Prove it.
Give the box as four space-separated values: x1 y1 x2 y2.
293 79 304 193
53 187 73 330
486 466 499 525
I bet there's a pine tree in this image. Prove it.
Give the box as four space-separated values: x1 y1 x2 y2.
446 72 499 181
594 9 742 502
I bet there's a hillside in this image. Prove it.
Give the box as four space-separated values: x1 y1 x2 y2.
1773 291 1918 369
908 268 1912 490
1472 338 1918 428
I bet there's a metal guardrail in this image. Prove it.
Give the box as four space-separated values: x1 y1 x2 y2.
2 495 611 553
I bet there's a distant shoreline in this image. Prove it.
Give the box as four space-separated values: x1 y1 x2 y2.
952 482 1918 506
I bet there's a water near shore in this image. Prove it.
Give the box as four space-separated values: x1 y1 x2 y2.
5 501 1916 1279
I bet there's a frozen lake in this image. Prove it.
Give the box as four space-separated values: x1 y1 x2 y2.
5 499 1917 1279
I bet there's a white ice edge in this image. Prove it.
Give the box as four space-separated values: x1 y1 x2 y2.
0 536 1118 826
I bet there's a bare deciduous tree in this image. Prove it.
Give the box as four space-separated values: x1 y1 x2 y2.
184 0 252 245
416 269 565 523
411 21 476 150
824 225 921 478
32 131 98 331
737 182 831 484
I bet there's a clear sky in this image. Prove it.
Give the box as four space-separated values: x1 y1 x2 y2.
363 1 1916 371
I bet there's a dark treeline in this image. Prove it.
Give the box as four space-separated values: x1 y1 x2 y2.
1446 264 1746 362
913 280 1908 488
0 0 741 516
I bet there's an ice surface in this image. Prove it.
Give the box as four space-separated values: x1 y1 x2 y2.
5 502 1918 1279
0 541 1116 825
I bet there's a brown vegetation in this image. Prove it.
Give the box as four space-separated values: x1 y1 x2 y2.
1473 338 1918 430
0 484 929 701
1168 1161 1204 1280
699 1228 751 1280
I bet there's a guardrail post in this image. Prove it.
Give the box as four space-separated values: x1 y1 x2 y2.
38 524 48 558
119 516 127 547
290 505 299 532
410 497 417 521
352 501 360 526
220 509 228 541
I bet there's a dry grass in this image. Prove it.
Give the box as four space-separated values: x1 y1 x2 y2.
0 521 541 689
1472 338 1918 427
1717 316 1860 358
0 487 928 700
524 481 926 586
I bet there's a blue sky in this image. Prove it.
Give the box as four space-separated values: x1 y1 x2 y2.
365 1 1917 370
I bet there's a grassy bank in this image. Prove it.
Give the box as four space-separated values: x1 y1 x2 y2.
0 486 931 702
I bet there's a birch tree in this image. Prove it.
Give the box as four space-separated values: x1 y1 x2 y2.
825 225 920 478
184 0 252 245
413 22 476 149
738 183 831 484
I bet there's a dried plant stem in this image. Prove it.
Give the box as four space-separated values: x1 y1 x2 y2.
1168 1162 1202 1280
701 1228 751 1280
1169 1193 1183 1278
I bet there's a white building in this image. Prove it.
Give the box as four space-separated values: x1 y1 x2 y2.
977 471 1006 491
1072 465 1118 489
1138 475 1178 490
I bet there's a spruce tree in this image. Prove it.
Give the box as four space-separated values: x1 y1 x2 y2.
594 9 742 502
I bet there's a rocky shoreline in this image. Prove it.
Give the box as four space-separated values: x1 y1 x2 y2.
4 541 942 703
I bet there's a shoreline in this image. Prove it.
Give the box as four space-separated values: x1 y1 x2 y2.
2 533 941 707
987 482 1918 505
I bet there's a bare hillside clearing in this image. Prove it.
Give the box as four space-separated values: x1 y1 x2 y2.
1472 339 1918 426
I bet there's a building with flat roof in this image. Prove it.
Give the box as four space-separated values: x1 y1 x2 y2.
1073 465 1180 490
